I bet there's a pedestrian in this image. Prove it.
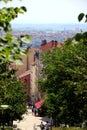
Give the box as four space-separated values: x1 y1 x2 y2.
40 122 44 130
45 121 50 130
31 105 34 115
34 107 38 116
35 108 38 116
33 107 36 116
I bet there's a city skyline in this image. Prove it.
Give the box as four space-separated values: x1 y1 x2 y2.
0 0 87 24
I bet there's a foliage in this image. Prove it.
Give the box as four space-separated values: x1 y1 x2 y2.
0 77 28 121
0 126 13 130
0 4 31 65
74 32 87 45
0 0 31 125
38 39 87 125
78 13 87 22
52 127 86 130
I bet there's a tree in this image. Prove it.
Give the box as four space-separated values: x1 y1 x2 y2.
38 38 87 125
0 0 31 126
0 77 28 124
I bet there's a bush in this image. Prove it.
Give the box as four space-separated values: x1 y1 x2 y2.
0 126 13 130
52 127 87 130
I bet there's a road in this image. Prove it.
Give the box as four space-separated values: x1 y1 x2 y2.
13 108 50 130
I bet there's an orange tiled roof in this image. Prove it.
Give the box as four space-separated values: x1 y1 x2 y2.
40 40 61 51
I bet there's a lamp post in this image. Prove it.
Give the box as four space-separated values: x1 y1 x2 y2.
0 105 9 130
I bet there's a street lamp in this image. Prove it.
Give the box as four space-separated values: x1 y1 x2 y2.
0 105 9 130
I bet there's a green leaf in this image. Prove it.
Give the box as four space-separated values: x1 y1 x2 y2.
5 33 12 43
14 7 20 13
78 13 84 22
21 6 27 12
20 35 32 44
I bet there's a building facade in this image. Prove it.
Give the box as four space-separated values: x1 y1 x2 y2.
10 40 61 103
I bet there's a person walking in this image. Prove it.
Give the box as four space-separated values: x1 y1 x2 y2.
40 122 45 130
31 105 34 115
45 121 50 130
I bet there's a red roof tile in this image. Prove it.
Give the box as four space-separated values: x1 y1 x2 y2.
41 40 61 51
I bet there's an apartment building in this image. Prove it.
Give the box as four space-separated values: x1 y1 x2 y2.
10 40 61 103
13 47 40 103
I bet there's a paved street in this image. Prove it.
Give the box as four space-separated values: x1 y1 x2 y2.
13 108 50 130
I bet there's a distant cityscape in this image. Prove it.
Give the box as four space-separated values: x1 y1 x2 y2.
11 23 87 48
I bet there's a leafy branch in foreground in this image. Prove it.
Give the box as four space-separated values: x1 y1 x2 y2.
0 0 31 125
0 6 27 32
78 13 87 22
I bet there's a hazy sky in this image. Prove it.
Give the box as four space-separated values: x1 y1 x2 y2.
0 0 87 24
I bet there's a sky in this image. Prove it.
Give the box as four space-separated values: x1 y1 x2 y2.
0 0 87 24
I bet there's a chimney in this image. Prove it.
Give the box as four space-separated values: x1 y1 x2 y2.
41 40 47 46
55 41 57 47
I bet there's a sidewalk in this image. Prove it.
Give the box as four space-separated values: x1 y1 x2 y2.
13 108 50 130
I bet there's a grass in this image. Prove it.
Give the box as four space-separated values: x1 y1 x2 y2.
0 126 13 130
52 127 86 130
